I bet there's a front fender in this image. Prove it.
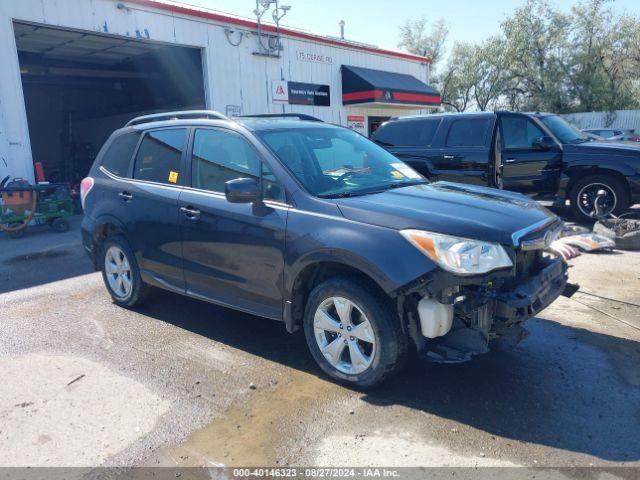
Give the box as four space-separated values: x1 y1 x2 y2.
283 208 438 300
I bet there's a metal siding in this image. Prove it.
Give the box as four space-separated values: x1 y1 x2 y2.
0 0 435 182
563 110 640 131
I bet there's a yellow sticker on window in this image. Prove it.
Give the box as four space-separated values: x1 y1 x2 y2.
390 170 404 179
168 171 179 184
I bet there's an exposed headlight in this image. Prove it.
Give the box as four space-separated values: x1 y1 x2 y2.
400 230 513 275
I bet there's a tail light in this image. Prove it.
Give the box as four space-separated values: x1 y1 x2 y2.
80 177 94 209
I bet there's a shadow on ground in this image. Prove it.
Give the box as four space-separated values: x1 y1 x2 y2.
135 289 640 463
0 216 93 293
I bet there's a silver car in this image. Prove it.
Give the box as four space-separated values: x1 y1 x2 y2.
582 128 640 142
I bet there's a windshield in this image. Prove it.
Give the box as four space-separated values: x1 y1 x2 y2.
257 127 426 198
540 115 589 144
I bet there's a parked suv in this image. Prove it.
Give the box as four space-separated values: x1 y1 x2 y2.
372 111 640 221
81 110 572 388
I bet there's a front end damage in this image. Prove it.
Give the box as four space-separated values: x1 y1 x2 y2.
397 249 577 363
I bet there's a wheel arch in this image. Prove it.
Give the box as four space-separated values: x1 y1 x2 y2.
285 259 390 334
566 167 631 206
92 215 128 252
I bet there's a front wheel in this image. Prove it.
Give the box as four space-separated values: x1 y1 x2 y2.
303 276 408 389
569 174 628 222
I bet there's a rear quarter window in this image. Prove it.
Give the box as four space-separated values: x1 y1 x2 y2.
372 119 441 147
133 129 187 184
446 118 491 147
100 132 141 177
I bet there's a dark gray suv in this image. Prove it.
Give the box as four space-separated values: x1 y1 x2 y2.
81 110 572 388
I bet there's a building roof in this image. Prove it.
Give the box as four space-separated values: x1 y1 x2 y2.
123 0 432 64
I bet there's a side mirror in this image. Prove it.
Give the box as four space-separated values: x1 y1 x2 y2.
225 177 260 204
532 136 556 151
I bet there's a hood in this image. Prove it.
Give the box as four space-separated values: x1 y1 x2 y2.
565 141 640 157
336 182 557 245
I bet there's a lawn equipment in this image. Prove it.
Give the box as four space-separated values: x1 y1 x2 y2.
1 178 74 239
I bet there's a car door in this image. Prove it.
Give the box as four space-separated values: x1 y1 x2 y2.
435 117 495 186
125 127 188 292
179 127 288 320
499 114 562 194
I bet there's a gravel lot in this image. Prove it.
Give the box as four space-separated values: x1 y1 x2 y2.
1 214 639 473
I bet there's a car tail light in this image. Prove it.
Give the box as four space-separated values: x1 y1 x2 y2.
80 177 94 209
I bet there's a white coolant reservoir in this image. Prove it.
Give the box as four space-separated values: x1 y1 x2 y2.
417 297 454 338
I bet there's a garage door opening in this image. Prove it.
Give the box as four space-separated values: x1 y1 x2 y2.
13 22 206 186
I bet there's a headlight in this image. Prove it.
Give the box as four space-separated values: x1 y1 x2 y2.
400 229 513 275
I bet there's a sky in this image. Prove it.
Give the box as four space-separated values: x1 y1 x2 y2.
177 0 639 60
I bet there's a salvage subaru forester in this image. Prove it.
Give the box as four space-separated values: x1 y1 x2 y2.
81 110 572 388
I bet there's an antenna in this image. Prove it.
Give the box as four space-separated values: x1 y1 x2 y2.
254 0 291 57
339 20 345 40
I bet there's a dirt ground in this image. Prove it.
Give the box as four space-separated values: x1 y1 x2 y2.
1 215 639 475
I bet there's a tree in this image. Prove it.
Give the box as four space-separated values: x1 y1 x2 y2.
435 42 475 112
399 0 640 114
501 0 571 112
398 18 449 66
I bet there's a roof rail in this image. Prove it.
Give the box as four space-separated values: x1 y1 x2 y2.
240 113 324 122
125 110 228 127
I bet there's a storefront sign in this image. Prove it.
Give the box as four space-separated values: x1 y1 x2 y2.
271 80 289 103
296 51 334 64
288 82 330 106
347 115 366 135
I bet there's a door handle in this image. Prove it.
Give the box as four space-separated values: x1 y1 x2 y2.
180 206 201 220
443 155 455 160
119 191 133 202
505 158 516 163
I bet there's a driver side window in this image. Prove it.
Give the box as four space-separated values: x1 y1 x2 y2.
500 116 546 150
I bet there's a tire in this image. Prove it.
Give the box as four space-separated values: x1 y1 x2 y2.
303 275 408 389
569 174 628 222
100 235 149 308
51 217 70 232
8 223 25 239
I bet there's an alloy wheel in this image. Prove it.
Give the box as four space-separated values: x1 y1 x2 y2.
577 183 617 218
313 296 376 375
104 246 133 299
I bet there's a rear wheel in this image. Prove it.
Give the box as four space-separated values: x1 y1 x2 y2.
303 276 408 389
100 236 149 308
569 174 628 222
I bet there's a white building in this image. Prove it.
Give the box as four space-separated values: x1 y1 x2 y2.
0 0 439 185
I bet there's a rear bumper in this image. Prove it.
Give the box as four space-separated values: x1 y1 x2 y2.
80 215 97 266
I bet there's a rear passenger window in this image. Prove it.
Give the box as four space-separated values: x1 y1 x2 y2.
446 119 490 147
133 129 186 184
373 119 440 146
101 132 140 177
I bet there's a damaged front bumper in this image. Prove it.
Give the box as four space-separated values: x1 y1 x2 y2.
399 255 576 363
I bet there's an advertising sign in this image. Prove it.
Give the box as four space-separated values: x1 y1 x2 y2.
272 80 289 103
347 115 366 135
288 82 330 106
